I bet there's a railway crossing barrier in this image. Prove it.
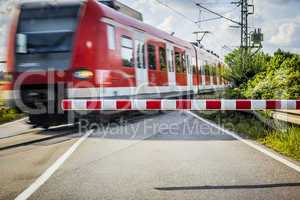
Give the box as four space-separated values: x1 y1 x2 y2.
62 99 300 111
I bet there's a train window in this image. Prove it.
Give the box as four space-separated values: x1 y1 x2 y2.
171 50 175 72
167 49 171 72
216 64 220 76
148 44 156 70
203 61 208 75
175 52 181 73
135 40 146 68
121 36 133 67
204 64 210 76
192 57 197 74
107 25 116 50
193 66 197 74
15 6 80 71
159 47 167 71
182 53 186 73
167 49 174 72
186 55 190 74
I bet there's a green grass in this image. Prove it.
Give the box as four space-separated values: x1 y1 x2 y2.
262 127 300 161
0 108 24 125
198 111 269 139
0 100 5 107
197 111 300 161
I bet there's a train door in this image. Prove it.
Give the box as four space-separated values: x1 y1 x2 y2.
158 44 168 86
134 33 148 93
200 60 205 86
186 52 193 91
197 50 206 87
191 55 199 93
175 48 187 86
166 44 176 86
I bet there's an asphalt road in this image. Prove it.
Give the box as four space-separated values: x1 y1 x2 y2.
0 118 32 139
0 111 299 200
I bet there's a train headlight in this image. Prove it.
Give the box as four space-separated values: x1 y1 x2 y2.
73 69 94 80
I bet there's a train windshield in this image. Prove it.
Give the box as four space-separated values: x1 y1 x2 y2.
15 4 81 71
20 31 74 54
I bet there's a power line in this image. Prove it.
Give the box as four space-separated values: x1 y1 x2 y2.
221 4 240 15
193 0 234 5
154 0 196 24
153 0 239 52
193 1 241 25
196 16 222 23
196 6 239 23
154 0 240 27
155 0 227 24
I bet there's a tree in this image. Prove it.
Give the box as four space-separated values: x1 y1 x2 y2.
242 49 300 99
223 48 270 87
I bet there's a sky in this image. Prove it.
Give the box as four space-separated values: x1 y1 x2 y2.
118 0 300 58
0 0 299 61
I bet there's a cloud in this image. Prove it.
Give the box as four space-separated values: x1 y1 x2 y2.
270 22 296 45
158 15 174 33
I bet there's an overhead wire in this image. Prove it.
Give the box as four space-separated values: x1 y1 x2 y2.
154 0 196 24
154 0 239 25
192 0 241 25
196 6 240 23
153 0 239 52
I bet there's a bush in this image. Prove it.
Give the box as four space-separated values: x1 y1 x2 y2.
224 49 300 99
0 108 23 124
242 50 300 99
224 87 244 99
224 49 270 87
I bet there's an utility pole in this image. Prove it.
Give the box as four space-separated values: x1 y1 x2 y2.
195 0 263 58
232 0 253 51
231 0 262 69
240 0 249 50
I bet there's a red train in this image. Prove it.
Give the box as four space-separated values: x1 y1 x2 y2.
3 0 227 127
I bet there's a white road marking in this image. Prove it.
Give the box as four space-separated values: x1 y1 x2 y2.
15 129 94 200
0 117 28 128
187 111 300 173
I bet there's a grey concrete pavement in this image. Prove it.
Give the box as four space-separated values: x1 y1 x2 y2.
0 111 299 200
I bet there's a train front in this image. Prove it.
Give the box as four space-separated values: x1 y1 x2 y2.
5 0 85 128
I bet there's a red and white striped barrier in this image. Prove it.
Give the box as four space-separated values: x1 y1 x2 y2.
62 99 300 111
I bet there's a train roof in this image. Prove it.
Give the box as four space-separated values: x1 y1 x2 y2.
19 0 84 8
17 0 223 63
96 0 193 49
